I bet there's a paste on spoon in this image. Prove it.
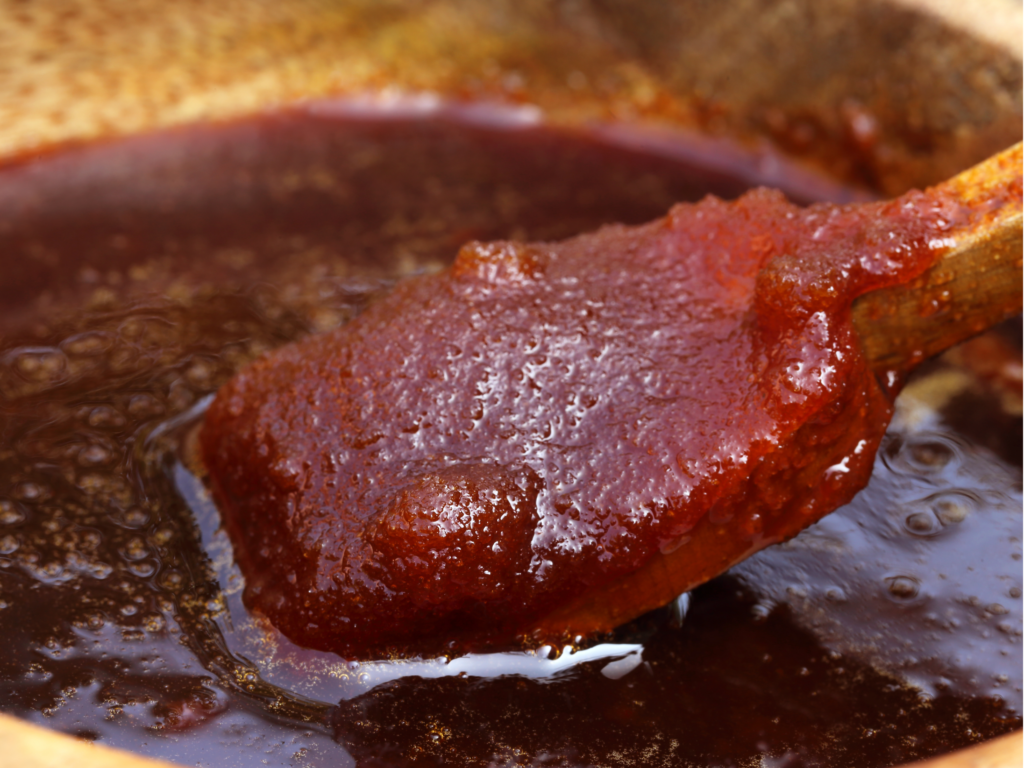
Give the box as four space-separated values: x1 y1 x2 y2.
200 186 963 658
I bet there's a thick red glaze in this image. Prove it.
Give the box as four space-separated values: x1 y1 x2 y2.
200 186 964 658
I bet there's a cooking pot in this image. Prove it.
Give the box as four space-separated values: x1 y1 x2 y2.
0 1 1019 766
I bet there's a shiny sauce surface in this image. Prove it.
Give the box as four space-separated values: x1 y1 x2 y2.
0 105 1019 767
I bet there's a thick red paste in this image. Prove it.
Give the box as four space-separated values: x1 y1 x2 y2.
200 187 964 657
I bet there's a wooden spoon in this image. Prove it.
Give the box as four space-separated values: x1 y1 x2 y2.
531 142 1022 640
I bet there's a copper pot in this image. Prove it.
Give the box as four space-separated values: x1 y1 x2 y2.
0 1 1019 766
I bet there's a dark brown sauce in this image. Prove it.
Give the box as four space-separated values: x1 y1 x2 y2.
0 103 1019 767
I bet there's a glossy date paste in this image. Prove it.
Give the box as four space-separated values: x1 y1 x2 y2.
201 180 962 657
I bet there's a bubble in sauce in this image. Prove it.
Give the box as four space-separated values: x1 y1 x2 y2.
8 347 68 383
904 510 940 537
78 444 114 467
61 332 115 357
87 404 126 430
886 575 921 600
0 501 26 525
882 434 962 477
907 440 957 470
12 482 49 502
931 492 974 525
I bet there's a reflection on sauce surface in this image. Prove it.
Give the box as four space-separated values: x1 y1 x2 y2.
0 106 1019 767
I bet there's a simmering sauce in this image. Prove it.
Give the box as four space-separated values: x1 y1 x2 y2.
0 103 1019 767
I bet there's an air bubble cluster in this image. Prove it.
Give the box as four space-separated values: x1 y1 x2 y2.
0 285 373 734
735 404 1023 709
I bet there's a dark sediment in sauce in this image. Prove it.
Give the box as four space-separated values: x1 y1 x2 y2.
0 105 1019 767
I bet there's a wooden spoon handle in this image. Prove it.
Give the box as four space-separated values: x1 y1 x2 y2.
853 142 1022 372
